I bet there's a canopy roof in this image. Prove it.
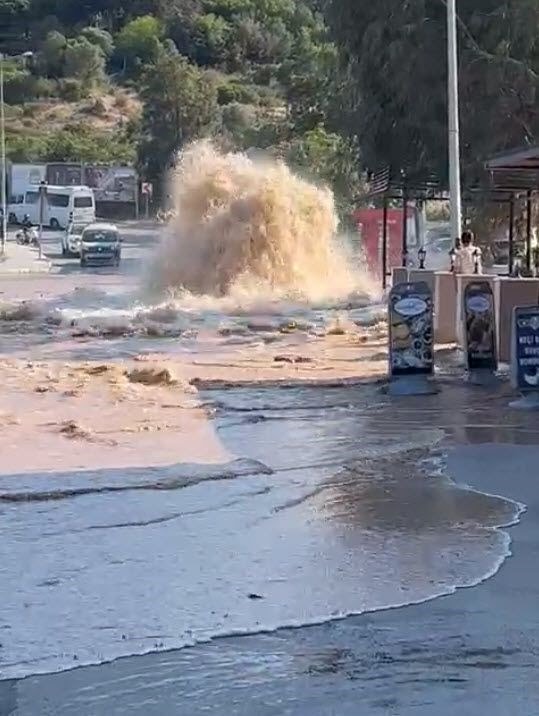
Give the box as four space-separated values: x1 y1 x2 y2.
486 146 539 194
367 145 539 201
367 165 513 202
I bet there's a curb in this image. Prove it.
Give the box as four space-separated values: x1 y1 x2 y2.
0 261 52 276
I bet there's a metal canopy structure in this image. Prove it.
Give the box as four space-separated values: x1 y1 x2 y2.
486 145 539 194
368 166 446 201
485 145 539 275
366 148 539 287
366 166 448 288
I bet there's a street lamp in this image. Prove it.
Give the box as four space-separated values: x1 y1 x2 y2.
447 0 462 250
1 51 33 255
533 246 539 278
473 247 481 275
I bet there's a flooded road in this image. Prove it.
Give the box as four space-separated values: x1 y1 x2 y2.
0 377 528 679
1 223 539 713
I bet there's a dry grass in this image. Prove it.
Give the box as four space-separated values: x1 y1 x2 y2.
8 89 142 136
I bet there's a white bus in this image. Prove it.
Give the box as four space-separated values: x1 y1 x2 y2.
8 185 96 229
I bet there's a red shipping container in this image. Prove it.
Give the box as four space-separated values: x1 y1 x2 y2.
354 207 419 278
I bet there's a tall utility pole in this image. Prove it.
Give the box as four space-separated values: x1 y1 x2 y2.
1 55 7 255
447 0 462 244
1 51 33 256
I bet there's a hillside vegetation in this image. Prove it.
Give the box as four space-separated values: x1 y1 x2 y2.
1 0 360 212
3 0 538 222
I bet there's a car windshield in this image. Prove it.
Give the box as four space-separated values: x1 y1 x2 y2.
426 228 451 243
435 238 453 251
83 230 118 243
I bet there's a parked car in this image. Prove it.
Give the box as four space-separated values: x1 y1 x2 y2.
62 222 87 257
79 223 122 268
424 226 454 271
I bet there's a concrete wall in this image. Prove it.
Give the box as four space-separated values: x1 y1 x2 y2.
409 269 435 296
428 273 539 359
391 267 408 286
434 272 457 344
495 278 539 362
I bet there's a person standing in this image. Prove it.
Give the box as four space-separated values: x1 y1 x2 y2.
454 230 482 349
455 230 482 274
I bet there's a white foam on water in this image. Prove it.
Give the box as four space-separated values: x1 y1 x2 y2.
1 143 385 343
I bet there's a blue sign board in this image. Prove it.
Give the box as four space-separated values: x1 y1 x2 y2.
464 282 497 373
389 281 434 378
512 307 539 392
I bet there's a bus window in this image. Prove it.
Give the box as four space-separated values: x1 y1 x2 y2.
74 196 94 208
47 193 70 207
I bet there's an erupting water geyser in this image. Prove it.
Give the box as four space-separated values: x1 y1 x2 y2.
146 141 376 303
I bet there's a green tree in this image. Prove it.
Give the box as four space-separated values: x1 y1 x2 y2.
0 0 29 16
194 12 232 65
80 26 114 57
115 15 163 72
27 0 127 30
322 0 539 186
3 65 55 103
285 124 363 219
64 37 105 86
38 30 67 77
43 124 135 163
280 24 339 133
6 133 48 162
138 53 218 192
202 0 252 20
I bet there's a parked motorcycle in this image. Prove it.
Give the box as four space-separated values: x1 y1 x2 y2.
16 226 39 247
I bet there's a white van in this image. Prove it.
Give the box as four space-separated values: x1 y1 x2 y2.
8 185 96 229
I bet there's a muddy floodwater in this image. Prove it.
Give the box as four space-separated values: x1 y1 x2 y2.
1 222 539 714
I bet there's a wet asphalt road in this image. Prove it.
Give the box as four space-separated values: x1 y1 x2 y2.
2 380 539 714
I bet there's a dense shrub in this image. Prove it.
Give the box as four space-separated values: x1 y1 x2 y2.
4 71 56 103
58 78 85 101
80 27 115 58
217 80 259 105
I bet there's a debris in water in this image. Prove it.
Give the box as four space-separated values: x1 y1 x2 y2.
85 365 111 376
125 366 177 386
247 593 264 600
247 321 278 333
274 355 313 364
0 412 20 426
279 319 313 334
58 420 93 441
0 300 41 321
326 316 346 335
143 323 169 338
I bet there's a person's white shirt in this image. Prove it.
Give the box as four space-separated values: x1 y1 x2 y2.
455 245 482 274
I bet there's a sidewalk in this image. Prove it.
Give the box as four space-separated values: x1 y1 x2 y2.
0 242 51 275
